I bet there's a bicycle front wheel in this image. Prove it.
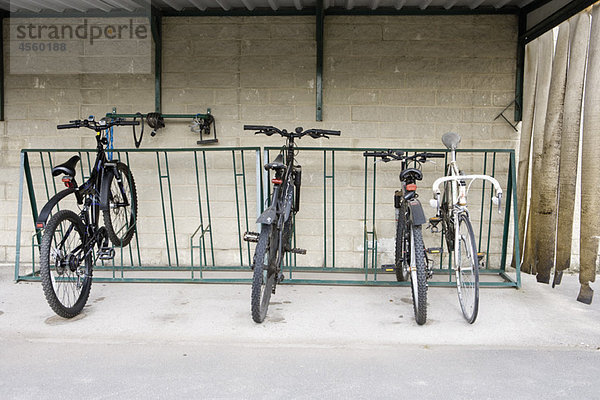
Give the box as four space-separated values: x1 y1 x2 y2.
455 213 479 323
40 210 93 318
409 225 427 325
394 214 409 282
103 162 138 247
251 224 277 323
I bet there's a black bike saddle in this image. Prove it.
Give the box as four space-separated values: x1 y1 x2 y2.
400 168 423 182
52 155 81 177
264 153 286 171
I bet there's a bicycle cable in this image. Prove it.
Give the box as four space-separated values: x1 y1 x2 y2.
132 112 144 148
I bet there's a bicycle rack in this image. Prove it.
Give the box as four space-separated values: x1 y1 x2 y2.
15 147 520 288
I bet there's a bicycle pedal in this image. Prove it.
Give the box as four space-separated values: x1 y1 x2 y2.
277 272 285 284
98 247 115 260
477 252 486 263
289 248 306 255
243 231 260 243
381 264 396 272
426 247 443 255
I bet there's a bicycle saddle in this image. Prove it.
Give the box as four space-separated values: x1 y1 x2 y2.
442 132 461 150
264 154 286 171
400 168 423 182
52 155 80 177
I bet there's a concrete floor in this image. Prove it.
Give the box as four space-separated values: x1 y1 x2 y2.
1 266 598 399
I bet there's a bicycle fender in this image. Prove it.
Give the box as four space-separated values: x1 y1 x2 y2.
36 188 77 228
408 199 427 226
99 164 117 211
257 205 277 225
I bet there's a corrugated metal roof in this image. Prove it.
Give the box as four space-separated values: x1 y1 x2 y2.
0 0 536 13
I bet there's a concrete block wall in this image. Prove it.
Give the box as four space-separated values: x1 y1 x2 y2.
2 14 519 271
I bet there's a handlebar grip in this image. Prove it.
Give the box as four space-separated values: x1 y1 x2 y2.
57 123 80 129
319 129 341 136
244 125 274 131
424 153 446 159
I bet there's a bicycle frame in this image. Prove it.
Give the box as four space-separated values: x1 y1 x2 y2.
36 128 133 264
263 138 299 271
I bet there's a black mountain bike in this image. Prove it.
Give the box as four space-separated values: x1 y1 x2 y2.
36 116 139 318
364 150 444 325
243 125 341 323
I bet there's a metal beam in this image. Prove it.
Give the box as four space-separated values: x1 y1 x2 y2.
514 10 526 121
240 0 255 11
494 0 512 8
420 0 433 11
0 15 3 121
155 6 519 17
443 0 457 9
189 0 208 11
9 0 41 12
214 0 231 11
395 0 407 10
316 0 324 121
522 0 596 43
469 0 486 10
150 8 162 113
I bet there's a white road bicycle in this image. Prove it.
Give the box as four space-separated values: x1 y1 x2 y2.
429 132 503 323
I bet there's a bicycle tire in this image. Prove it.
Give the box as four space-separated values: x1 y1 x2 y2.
409 225 428 325
251 224 277 323
441 181 455 251
394 211 409 282
103 162 138 247
40 210 93 318
455 213 479 323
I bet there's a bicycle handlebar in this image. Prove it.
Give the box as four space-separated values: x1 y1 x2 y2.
244 125 341 139
57 117 139 132
363 150 445 162
431 174 503 213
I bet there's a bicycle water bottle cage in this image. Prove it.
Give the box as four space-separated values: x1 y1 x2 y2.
52 155 81 178
264 154 286 171
399 168 423 182
442 132 461 150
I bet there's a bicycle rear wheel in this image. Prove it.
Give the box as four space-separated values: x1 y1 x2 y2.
103 162 137 247
40 210 93 318
455 213 479 323
251 224 277 323
408 225 427 325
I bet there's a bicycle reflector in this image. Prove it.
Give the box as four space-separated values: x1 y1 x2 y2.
271 178 283 185
406 183 417 191
62 176 75 188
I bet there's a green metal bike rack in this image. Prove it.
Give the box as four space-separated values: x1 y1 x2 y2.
15 146 520 288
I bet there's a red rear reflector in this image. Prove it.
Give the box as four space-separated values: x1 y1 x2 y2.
406 183 417 191
271 178 283 185
62 177 74 188
36 223 44 229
